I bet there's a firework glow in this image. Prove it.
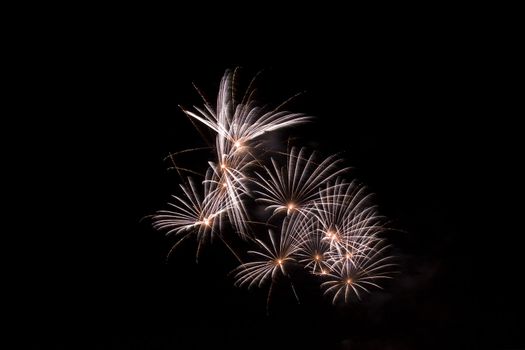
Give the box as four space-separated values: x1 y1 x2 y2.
153 68 395 308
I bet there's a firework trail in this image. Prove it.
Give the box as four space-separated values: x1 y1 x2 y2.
232 213 303 312
153 68 396 307
182 69 310 148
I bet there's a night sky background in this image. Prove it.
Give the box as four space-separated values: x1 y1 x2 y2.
16 30 522 349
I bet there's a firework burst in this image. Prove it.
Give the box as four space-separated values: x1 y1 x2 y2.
181 69 310 149
232 222 298 289
152 68 396 308
232 214 303 312
153 169 230 259
289 216 331 275
321 241 395 304
253 147 349 219
314 179 386 256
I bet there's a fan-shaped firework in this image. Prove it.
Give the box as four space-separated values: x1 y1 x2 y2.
253 147 349 218
314 179 386 257
152 68 396 309
232 221 298 289
289 216 331 275
321 241 395 304
182 69 310 149
153 169 230 259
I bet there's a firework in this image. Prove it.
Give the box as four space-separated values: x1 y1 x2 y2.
152 68 396 308
232 214 303 312
313 179 386 257
286 216 331 275
321 241 395 304
253 147 349 219
232 219 299 289
153 168 230 259
208 139 255 239
181 69 310 149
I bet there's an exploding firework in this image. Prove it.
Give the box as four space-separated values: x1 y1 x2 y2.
314 179 386 258
321 240 395 304
153 169 230 259
207 142 255 239
152 68 396 308
232 220 298 289
252 147 349 219
290 217 331 275
181 69 310 148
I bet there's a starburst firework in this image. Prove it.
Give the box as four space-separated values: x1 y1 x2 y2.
152 68 396 308
153 169 230 259
253 147 349 218
290 217 331 275
321 241 395 304
232 222 298 289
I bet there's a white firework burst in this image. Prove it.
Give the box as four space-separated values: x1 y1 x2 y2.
153 169 230 259
314 179 386 257
232 223 298 289
321 241 394 304
153 68 398 308
289 216 331 275
232 215 303 312
181 69 310 152
253 147 349 218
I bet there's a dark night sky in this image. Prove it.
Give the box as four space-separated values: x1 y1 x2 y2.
16 29 522 349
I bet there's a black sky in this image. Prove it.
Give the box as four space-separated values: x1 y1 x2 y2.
16 30 522 349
